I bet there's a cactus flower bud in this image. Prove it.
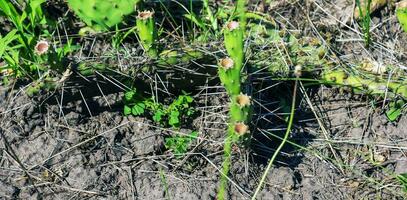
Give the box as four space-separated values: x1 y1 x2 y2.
34 40 49 55
234 122 249 135
235 93 251 108
220 57 234 70
226 21 239 31
137 10 154 20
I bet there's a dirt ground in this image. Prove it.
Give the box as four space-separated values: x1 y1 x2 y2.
1 0 407 199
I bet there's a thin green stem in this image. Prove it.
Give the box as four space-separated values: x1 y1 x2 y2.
217 127 234 200
251 80 298 199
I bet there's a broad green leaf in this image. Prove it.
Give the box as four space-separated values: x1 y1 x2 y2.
169 111 180 127
123 105 132 116
153 110 163 123
132 103 145 116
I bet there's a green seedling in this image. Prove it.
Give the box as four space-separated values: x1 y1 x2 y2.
183 0 219 41
123 89 145 116
356 0 372 47
144 94 195 128
202 0 218 31
159 168 171 199
136 10 158 58
396 0 407 33
165 131 198 158
112 25 138 49
165 94 195 127
124 90 196 128
67 0 141 32
0 0 48 34
0 0 43 54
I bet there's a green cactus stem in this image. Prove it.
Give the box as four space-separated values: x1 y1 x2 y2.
26 78 57 97
396 0 407 33
77 62 108 76
67 0 140 32
136 10 158 58
230 93 252 122
217 121 250 200
158 48 204 66
217 2 250 199
217 130 233 200
322 70 407 99
224 21 244 69
218 57 241 95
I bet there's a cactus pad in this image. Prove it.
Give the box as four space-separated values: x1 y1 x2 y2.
67 0 141 31
396 0 407 33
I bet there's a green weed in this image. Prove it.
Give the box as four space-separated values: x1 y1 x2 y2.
165 131 198 158
123 89 196 128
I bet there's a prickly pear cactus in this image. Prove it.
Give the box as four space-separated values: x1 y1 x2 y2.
67 0 141 31
396 0 407 33
136 11 158 58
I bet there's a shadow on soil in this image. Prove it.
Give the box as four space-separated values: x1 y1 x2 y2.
249 81 318 171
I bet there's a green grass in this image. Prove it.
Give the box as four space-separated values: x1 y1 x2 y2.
356 0 372 47
124 89 196 128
